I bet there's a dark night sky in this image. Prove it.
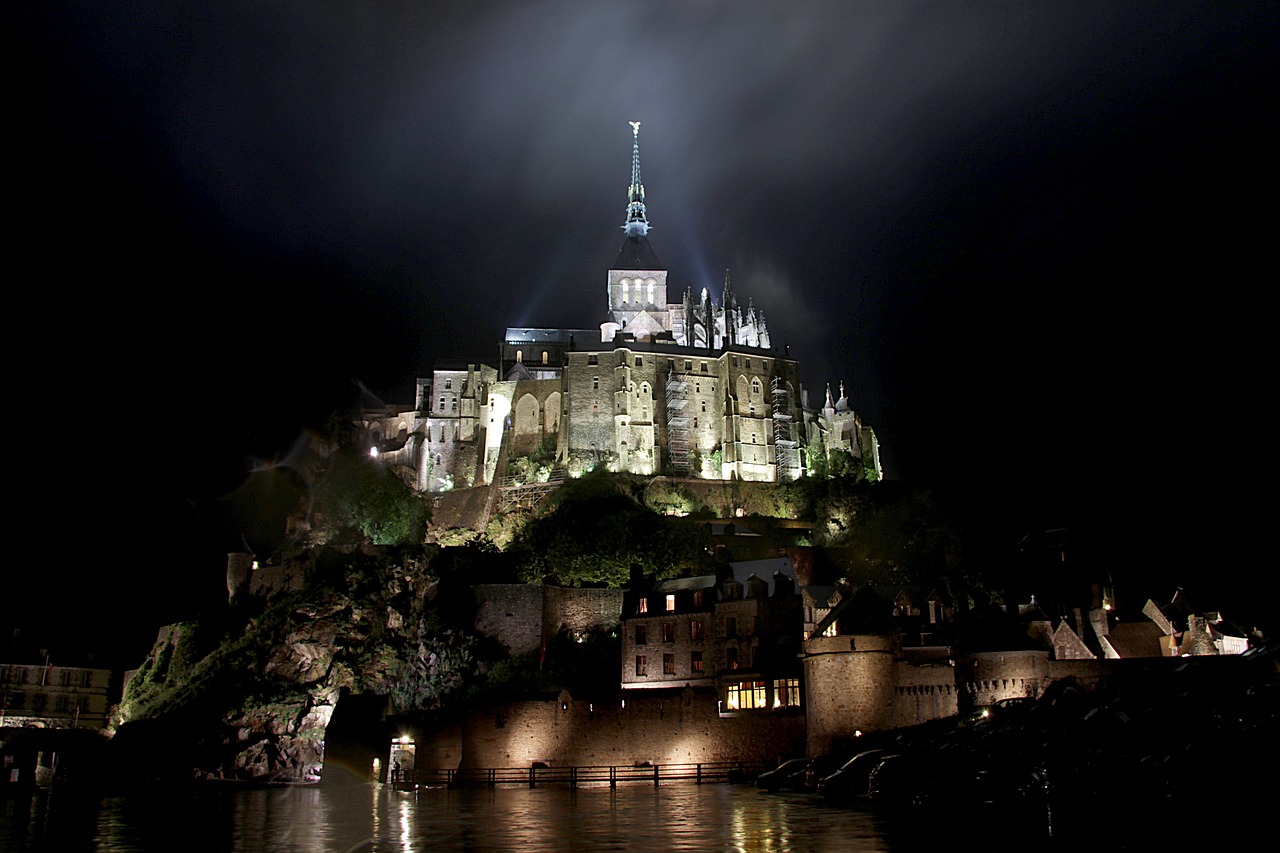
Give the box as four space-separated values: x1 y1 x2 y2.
11 2 1277 663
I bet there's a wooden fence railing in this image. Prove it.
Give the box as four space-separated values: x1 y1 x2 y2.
392 761 772 789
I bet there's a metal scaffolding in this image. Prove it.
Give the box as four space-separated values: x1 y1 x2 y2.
771 377 798 480
665 368 691 476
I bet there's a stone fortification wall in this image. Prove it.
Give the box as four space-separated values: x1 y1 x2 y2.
960 651 1050 708
473 586 625 654
803 634 896 755
448 688 803 769
248 561 307 598
543 587 624 636
473 585 546 655
888 663 959 729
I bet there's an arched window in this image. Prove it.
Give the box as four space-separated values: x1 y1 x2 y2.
542 351 549 365
515 351 523 362
621 279 630 303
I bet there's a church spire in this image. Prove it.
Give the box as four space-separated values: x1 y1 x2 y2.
623 121 650 237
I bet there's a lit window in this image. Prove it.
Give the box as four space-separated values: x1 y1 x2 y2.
542 351 549 365
663 622 675 643
822 622 838 638
663 653 675 675
725 681 767 710
636 655 647 677
665 594 676 612
691 651 704 673
635 625 647 645
638 598 648 614
773 678 801 708
691 620 704 642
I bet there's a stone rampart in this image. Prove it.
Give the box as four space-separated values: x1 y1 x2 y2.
543 587 624 636
444 688 803 769
473 585 546 655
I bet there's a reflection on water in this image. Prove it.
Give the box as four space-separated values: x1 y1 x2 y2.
2 784 903 852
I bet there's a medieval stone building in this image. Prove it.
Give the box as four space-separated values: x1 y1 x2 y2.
362 123 880 491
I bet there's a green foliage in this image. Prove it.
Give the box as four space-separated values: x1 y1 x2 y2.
805 438 829 479
828 448 859 479
642 477 704 516
314 448 430 545
509 471 702 585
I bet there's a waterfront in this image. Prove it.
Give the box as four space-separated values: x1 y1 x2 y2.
4 784 906 852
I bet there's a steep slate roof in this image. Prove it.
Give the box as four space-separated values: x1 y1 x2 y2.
655 574 717 593
729 557 796 595
614 235 664 270
1103 621 1166 658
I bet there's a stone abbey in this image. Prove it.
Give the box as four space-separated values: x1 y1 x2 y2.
364 123 880 491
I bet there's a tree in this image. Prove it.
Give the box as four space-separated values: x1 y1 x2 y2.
313 448 430 545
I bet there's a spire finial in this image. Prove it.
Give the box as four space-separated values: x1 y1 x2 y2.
624 121 650 237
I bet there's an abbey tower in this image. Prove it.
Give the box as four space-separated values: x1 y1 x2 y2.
362 124 879 491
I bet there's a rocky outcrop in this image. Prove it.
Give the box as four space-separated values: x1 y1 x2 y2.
117 544 439 783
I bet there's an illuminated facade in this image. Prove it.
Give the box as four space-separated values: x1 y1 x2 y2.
621 559 804 715
0 662 112 729
361 123 879 490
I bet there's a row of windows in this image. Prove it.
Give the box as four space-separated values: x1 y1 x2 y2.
0 692 93 713
0 668 94 687
634 652 703 677
636 591 705 614
724 678 801 711
730 356 769 371
631 646 753 677
635 620 705 645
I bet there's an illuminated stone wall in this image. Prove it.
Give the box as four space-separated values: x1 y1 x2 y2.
473 585 546 655
452 688 804 769
802 634 897 755
473 585 626 655
888 663 958 728
542 586 624 636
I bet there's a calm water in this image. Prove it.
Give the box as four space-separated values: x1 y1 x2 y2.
3 784 909 852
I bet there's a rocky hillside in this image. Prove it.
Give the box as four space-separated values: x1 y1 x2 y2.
111 545 444 782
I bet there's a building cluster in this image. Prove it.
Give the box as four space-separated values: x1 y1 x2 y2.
464 542 1251 759
361 123 880 492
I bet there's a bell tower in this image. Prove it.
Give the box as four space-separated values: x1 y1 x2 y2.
606 121 669 339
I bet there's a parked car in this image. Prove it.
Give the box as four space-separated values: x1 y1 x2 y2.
816 749 895 800
755 758 811 792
